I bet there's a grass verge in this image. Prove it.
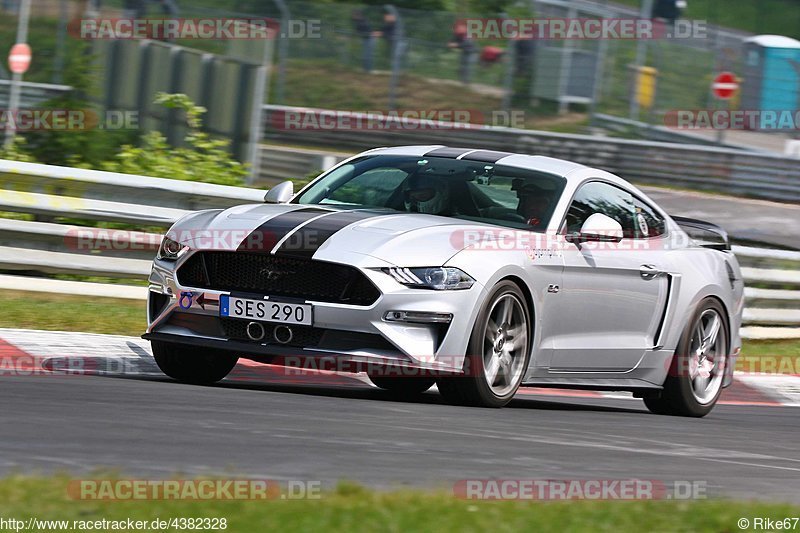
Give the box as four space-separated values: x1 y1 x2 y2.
0 290 145 337
737 339 800 374
0 476 798 532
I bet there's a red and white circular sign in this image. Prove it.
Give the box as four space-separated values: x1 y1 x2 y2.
8 43 32 74
712 71 738 100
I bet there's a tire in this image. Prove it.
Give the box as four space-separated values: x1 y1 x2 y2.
437 280 532 408
644 298 729 417
368 375 435 395
151 341 239 385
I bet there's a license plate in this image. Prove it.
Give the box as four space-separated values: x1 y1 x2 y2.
219 295 312 326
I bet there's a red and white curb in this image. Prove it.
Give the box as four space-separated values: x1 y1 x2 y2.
1 328 798 408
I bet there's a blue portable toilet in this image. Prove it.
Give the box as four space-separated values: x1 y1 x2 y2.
741 35 800 119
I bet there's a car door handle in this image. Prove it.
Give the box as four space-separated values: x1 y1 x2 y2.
639 264 662 280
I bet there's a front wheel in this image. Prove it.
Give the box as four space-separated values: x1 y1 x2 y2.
151 341 239 385
644 299 729 417
437 281 531 408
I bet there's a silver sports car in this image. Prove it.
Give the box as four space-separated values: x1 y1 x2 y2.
144 146 744 417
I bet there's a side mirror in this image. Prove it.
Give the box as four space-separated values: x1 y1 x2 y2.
264 181 294 204
565 213 624 244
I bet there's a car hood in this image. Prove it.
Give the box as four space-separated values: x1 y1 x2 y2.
168 204 495 267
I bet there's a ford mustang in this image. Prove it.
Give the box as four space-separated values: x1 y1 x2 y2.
143 146 743 417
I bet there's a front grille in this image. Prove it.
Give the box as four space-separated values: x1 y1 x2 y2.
177 251 380 306
221 318 324 347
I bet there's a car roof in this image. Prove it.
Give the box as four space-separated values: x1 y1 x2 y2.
365 145 589 179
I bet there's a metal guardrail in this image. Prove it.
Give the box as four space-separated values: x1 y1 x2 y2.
0 159 271 226
260 105 800 202
591 114 761 151
0 159 266 213
0 158 798 336
255 145 347 187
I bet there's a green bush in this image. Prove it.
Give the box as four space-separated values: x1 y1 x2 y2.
99 93 248 186
0 136 36 162
1 93 249 190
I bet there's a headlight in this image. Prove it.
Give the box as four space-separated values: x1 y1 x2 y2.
157 236 189 260
382 267 474 290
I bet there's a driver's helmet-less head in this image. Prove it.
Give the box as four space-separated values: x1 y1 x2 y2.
404 175 451 215
513 180 553 227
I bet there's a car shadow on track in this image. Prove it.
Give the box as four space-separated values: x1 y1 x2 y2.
207 378 648 415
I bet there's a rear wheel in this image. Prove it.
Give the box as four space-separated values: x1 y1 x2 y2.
644 299 728 417
437 281 531 408
368 375 435 395
151 341 239 385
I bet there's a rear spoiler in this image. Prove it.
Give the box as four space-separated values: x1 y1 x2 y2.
671 216 730 251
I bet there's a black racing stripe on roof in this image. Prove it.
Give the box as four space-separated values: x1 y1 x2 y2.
273 209 392 259
237 207 329 253
459 150 514 163
422 147 475 158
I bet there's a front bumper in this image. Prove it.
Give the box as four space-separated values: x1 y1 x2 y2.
145 253 485 373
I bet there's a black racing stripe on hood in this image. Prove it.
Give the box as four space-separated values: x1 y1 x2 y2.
273 209 391 258
237 207 329 252
459 150 513 163
422 147 475 158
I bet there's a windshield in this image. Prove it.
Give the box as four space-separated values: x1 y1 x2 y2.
294 155 566 230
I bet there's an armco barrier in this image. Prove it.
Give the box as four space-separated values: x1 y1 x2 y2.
0 159 266 213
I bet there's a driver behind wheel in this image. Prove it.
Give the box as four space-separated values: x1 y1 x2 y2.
514 181 554 229
404 175 452 215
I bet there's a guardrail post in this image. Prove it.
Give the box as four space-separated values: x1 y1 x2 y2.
247 64 270 186
51 0 68 84
272 0 290 103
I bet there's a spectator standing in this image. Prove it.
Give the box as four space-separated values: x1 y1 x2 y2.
448 19 476 84
351 9 375 73
372 6 406 72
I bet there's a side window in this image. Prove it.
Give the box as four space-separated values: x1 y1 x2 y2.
633 197 666 239
565 181 635 238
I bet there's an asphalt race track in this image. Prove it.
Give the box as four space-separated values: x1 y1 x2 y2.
1 329 799 503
